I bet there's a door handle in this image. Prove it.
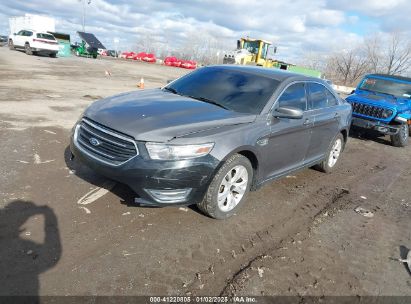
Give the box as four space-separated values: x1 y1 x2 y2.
303 119 311 125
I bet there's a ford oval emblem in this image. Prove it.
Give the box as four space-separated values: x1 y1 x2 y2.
89 137 100 146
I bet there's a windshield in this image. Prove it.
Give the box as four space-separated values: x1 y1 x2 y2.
165 67 280 114
359 77 411 98
242 40 259 54
37 33 55 40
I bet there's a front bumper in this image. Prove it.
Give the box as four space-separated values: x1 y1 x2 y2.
352 117 399 135
70 135 220 206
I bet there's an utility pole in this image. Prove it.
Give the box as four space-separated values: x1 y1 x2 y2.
80 0 91 32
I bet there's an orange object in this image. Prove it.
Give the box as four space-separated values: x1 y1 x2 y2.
137 77 145 89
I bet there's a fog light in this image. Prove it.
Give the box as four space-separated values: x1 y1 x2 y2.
377 127 388 133
145 188 192 203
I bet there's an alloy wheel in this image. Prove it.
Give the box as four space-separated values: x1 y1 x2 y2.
217 165 248 212
328 138 342 168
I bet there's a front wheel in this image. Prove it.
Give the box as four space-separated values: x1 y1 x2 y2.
391 124 409 147
197 154 253 219
316 133 344 173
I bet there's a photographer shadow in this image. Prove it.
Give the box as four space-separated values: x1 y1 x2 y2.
0 200 61 300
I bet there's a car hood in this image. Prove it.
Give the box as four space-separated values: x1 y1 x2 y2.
347 91 410 111
84 89 256 142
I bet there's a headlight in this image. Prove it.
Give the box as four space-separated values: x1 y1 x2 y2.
381 109 393 118
146 143 214 160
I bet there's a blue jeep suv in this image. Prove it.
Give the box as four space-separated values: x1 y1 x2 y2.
346 74 411 147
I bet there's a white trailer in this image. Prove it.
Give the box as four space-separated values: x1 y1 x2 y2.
9 14 55 35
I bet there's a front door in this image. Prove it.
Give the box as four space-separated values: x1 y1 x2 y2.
260 82 313 179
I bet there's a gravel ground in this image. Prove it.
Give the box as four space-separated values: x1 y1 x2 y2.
0 47 410 298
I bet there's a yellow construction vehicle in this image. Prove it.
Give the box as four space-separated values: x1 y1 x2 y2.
223 37 275 67
223 37 322 78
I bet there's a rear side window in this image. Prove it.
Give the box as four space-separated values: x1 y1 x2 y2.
277 83 307 111
37 33 55 40
308 83 338 109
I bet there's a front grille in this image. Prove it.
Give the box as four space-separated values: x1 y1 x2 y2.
350 102 390 119
75 118 138 166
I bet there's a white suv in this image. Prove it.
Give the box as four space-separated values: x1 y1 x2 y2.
8 30 59 57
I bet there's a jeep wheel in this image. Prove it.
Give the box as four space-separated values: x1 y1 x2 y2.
8 39 14 50
25 43 32 55
316 133 344 173
197 154 253 219
391 124 409 147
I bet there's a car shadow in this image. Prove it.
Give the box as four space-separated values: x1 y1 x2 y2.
349 126 392 146
0 200 61 300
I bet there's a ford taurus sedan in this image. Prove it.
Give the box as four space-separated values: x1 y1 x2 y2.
70 65 352 219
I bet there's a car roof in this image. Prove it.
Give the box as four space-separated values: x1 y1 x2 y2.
207 65 321 83
367 73 411 82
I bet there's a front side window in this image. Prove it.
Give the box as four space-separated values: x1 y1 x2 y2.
17 30 24 35
308 83 338 109
277 83 307 111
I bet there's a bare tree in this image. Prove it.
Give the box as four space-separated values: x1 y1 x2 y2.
364 35 381 73
326 48 369 86
384 32 411 75
364 31 411 75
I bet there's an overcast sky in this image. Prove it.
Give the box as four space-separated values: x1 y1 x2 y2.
1 0 410 61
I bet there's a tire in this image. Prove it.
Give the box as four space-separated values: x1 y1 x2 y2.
8 40 14 50
391 124 409 147
25 43 32 55
316 133 345 173
49 52 57 58
197 154 253 219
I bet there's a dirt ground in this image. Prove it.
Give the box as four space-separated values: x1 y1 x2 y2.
0 46 410 299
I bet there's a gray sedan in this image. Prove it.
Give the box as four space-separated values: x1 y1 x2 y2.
70 65 352 219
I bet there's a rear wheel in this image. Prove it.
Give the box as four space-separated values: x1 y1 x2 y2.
316 133 344 173
25 43 32 55
391 124 409 147
8 39 14 50
197 154 253 219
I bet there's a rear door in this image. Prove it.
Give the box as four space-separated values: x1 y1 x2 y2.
260 82 313 179
305 82 340 162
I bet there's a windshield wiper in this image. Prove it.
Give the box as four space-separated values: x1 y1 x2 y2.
185 95 230 110
163 87 179 95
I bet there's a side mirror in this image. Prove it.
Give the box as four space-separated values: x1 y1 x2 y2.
166 79 174 84
273 106 303 119
350 90 355 94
